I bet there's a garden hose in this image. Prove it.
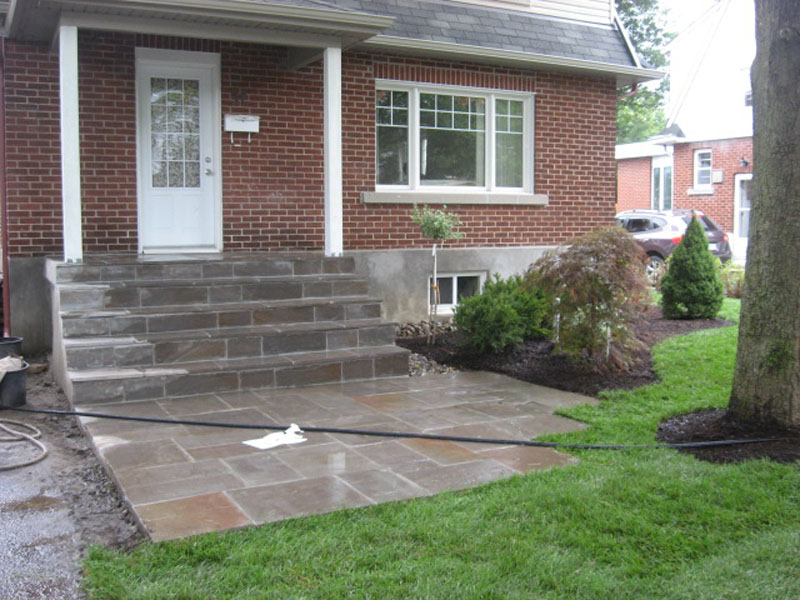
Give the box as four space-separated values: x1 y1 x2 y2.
3 406 797 451
0 419 48 470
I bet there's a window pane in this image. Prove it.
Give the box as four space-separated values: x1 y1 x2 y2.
457 276 480 301
376 90 409 185
663 167 673 209
496 132 522 187
377 108 392 125
376 89 391 107
421 92 486 187
431 277 454 305
377 126 408 185
421 129 485 186
697 170 711 185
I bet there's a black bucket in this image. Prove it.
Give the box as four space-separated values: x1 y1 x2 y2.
0 362 29 408
0 336 23 358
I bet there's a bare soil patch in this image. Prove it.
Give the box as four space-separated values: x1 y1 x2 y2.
398 305 800 464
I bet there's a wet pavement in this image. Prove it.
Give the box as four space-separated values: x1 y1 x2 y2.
78 372 595 541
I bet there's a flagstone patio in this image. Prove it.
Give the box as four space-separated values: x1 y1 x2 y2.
79 372 595 541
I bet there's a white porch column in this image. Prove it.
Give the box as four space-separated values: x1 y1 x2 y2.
59 25 83 262
323 46 343 257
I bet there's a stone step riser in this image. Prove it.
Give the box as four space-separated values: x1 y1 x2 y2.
55 256 357 284
59 278 370 311
64 325 397 370
60 301 383 338
69 351 410 404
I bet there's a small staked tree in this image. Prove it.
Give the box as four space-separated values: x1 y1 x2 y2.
410 205 464 343
728 0 800 429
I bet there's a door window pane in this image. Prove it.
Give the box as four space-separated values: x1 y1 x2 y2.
652 166 661 210
663 166 673 209
150 77 201 189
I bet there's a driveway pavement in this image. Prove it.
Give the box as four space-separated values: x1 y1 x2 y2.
78 372 595 541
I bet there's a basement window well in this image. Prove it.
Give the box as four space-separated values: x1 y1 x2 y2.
429 273 484 313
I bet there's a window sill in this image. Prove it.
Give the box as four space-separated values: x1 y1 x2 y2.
687 188 714 196
362 191 549 206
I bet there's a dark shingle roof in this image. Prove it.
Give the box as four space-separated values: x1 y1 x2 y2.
323 0 635 67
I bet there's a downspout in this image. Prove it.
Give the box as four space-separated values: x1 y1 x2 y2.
0 38 10 337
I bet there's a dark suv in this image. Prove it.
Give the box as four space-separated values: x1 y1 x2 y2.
615 209 732 280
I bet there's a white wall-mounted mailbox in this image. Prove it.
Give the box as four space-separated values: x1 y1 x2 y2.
224 114 260 133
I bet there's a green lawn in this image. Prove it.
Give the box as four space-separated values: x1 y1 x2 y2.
84 298 800 600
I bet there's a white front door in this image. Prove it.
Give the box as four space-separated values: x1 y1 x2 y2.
136 49 221 253
733 173 753 263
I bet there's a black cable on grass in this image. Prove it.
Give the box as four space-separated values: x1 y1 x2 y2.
4 405 797 450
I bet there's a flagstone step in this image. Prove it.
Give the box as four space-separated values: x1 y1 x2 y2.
60 296 383 338
63 319 396 369
68 345 411 404
53 254 356 284
58 274 370 311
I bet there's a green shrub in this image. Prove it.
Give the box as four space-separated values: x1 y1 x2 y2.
453 274 549 353
660 215 724 318
719 260 745 298
525 227 650 372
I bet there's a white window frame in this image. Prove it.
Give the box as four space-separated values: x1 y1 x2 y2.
693 149 713 191
429 271 486 314
366 81 546 206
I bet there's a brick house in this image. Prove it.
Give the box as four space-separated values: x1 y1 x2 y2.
0 0 658 400
615 0 754 263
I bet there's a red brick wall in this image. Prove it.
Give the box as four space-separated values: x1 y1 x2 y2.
616 157 652 212
672 137 753 232
343 54 618 249
3 41 63 257
3 34 618 256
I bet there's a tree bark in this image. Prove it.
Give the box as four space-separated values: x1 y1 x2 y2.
728 0 800 428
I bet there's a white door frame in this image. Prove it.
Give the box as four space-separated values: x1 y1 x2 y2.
733 173 753 239
651 154 673 211
135 48 222 253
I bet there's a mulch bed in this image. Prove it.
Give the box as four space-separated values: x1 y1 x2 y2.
397 305 800 464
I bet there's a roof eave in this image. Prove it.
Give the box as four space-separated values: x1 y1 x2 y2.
7 0 395 42
362 35 664 86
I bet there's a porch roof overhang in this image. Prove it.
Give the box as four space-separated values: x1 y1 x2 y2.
4 0 395 62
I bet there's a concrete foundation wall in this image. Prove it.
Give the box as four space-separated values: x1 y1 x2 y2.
8 257 52 357
351 246 553 324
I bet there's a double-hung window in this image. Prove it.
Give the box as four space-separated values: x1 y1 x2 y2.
693 149 713 190
375 82 534 196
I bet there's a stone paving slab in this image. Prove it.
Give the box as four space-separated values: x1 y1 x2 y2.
78 372 595 541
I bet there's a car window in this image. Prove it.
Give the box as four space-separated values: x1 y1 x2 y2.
680 215 711 231
626 218 651 233
650 217 667 229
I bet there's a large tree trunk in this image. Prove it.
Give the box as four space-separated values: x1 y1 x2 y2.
728 0 800 428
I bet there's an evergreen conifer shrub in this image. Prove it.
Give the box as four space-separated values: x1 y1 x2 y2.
660 215 724 319
453 274 549 354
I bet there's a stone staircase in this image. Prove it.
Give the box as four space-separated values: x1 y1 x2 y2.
46 253 409 405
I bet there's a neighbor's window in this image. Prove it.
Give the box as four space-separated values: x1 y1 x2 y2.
694 149 713 189
429 273 484 313
376 83 533 192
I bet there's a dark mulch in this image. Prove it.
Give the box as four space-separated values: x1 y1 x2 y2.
397 305 730 396
398 305 800 464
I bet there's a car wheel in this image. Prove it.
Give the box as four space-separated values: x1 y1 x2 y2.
646 255 666 284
